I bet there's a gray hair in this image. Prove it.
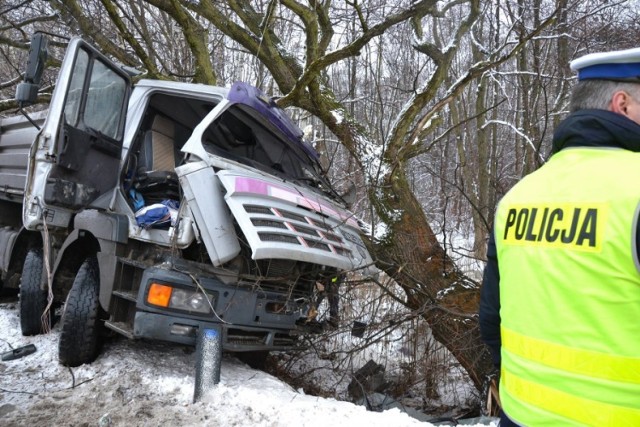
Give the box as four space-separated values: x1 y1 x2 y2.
570 80 640 112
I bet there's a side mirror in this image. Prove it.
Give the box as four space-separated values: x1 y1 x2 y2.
15 33 49 106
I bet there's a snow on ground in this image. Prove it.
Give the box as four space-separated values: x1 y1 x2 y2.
0 299 496 427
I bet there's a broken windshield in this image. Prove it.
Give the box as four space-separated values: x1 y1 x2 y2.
201 105 326 190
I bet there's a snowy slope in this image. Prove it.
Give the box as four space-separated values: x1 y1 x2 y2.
0 300 496 427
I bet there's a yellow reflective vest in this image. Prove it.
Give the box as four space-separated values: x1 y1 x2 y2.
494 147 640 426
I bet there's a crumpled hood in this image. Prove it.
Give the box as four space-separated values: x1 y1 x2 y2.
216 168 373 273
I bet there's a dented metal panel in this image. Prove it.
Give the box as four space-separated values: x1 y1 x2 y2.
217 169 372 272
176 161 241 265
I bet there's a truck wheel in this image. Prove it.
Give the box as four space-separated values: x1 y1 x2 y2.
20 248 50 336
58 256 103 367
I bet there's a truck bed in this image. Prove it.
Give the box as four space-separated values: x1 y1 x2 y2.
0 111 46 203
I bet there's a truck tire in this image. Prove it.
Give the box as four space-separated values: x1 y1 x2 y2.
20 248 50 336
58 256 103 367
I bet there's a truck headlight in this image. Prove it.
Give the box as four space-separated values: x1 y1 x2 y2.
147 283 214 314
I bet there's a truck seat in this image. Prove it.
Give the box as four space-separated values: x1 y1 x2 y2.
140 115 176 173
134 115 180 205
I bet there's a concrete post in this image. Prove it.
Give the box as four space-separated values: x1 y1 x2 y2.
193 327 222 402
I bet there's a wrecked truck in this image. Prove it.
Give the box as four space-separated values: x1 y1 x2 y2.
0 34 372 371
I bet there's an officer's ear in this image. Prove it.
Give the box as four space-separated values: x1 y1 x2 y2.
610 90 633 116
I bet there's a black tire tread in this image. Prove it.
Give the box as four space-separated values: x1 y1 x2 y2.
20 249 49 336
58 256 102 367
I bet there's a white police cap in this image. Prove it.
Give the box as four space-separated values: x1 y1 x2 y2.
570 47 640 81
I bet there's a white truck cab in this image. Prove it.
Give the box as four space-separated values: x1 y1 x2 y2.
0 34 372 375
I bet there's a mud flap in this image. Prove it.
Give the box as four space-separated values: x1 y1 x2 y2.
193 326 222 402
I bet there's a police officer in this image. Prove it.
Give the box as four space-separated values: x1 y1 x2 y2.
479 48 640 426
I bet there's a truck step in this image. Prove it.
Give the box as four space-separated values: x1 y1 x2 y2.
112 290 138 302
104 320 135 339
116 256 149 269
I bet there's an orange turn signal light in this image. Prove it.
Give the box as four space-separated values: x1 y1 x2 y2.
147 283 172 307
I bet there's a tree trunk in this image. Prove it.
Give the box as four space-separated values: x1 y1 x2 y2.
368 168 494 391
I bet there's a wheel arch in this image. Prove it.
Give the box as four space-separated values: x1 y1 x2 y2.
51 229 101 305
2 228 45 290
9 229 43 272
52 209 128 306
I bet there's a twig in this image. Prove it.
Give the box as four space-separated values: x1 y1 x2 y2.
0 387 37 395
68 366 75 387
71 378 94 388
0 338 14 350
67 366 94 389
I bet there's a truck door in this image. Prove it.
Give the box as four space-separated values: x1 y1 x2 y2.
24 37 131 229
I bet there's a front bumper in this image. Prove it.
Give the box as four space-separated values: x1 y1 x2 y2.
132 266 304 351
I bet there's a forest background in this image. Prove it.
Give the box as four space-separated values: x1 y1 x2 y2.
1 0 639 417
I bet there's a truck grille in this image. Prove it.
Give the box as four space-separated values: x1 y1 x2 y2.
245 205 272 215
227 329 268 345
225 329 296 348
216 171 371 273
258 232 300 244
244 204 351 255
252 219 287 229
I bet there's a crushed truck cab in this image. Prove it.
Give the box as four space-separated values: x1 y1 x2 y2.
0 36 372 368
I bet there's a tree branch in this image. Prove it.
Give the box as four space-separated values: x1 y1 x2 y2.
50 0 138 66
280 0 440 106
98 0 162 79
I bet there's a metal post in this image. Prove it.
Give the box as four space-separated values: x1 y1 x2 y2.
193 327 222 402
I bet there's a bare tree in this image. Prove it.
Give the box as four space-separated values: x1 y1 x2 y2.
1 0 635 396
